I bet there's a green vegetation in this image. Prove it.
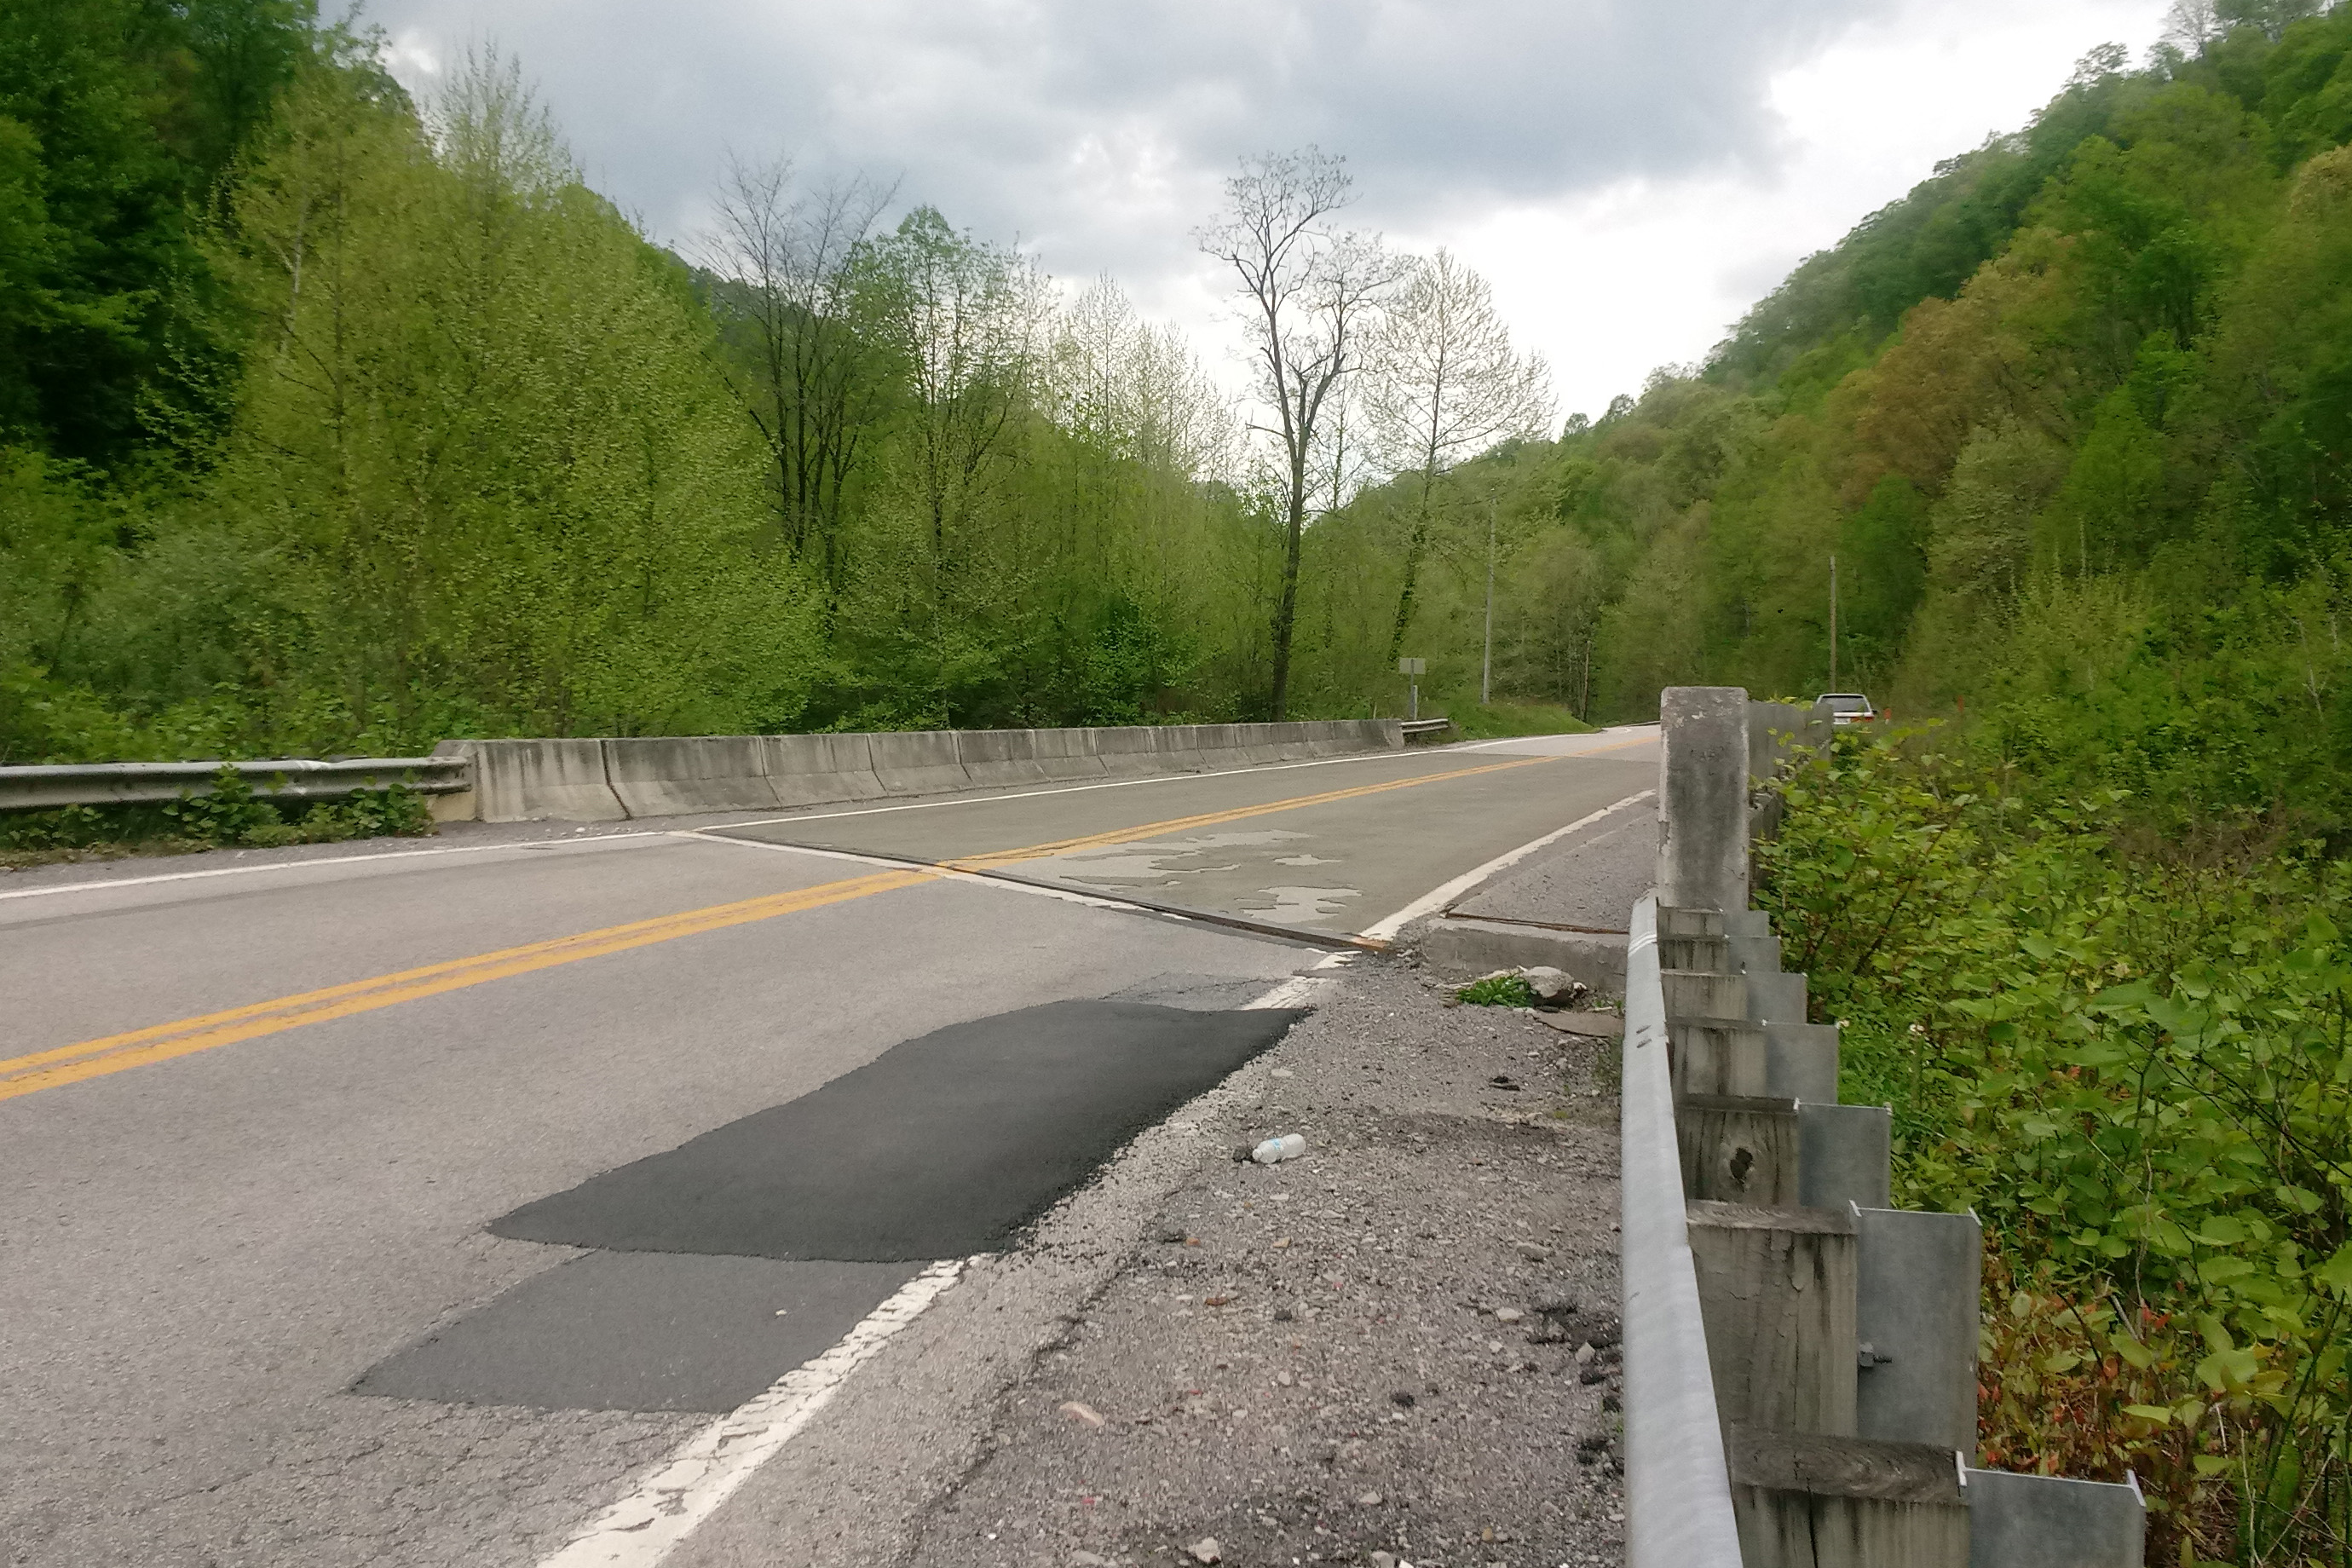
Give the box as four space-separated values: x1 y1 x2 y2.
1426 700 1594 742
15 7 2352 780
1762 732 2352 1563
1704 15 2352 1557
7 0 2352 1547
1502 8 2352 837
1 766 434 865
1456 972 1539 1007
0 8 1290 764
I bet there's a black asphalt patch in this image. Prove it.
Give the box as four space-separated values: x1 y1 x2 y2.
490 1000 1302 1261
355 1253 917 1412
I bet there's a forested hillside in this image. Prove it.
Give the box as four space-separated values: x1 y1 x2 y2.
1306 0 2352 832
11 0 2352 817
0 2 1288 763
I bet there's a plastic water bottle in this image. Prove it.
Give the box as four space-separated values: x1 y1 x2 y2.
1251 1133 1309 1164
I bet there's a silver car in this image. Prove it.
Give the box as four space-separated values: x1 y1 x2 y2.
1817 693 1876 726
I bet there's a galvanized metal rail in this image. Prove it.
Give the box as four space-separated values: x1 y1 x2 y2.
0 758 470 811
1397 718 1453 739
1620 891 1744 1567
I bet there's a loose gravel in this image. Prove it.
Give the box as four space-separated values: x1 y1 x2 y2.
899 954 1627 1568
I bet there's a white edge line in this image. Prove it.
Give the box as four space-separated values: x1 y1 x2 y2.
536 1259 967 1568
1447 724 1662 755
0 832 677 902
1353 788 1656 943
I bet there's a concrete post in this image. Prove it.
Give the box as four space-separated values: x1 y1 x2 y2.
1659 687 1752 911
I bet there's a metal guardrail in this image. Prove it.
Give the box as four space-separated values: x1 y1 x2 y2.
0 758 470 811
1621 892 1744 1567
1398 718 1453 738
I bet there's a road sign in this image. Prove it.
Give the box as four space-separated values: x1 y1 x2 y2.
1398 658 1426 675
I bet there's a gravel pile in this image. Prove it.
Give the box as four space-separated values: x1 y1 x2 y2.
902 954 1627 1568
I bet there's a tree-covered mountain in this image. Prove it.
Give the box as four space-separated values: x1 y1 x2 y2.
1307 3 2352 831
12 0 2352 833
0 4 1279 761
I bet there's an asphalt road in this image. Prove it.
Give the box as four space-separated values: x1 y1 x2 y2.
0 729 1657 1568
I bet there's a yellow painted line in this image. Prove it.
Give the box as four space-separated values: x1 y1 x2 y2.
3 751 1556 1103
943 753 1554 870
0 870 928 1103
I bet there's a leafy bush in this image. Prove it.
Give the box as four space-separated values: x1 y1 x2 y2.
1759 730 2352 1565
2 767 436 863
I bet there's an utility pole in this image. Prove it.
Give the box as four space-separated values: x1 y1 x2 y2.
1481 497 1496 706
1829 552 1839 690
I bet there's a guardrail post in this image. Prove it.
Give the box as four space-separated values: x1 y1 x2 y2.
1634 684 2147 1566
1963 1470 2147 1568
1659 687 1753 911
1855 1208 1983 1451
1686 1200 1859 1436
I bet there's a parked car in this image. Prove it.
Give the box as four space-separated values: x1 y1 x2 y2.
1816 692 1876 725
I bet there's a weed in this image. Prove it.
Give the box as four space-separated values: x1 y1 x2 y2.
1457 973 1539 1007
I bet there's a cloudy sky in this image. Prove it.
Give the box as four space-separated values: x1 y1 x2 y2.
367 0 2170 423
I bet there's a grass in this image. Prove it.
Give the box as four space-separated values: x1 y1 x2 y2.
1423 700 1595 741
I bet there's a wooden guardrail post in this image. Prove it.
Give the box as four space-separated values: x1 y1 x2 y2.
1632 684 2147 1567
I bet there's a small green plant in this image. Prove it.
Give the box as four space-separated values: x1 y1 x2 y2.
1457 973 1539 1007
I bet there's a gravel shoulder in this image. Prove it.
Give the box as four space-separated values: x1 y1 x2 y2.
870 956 1627 1568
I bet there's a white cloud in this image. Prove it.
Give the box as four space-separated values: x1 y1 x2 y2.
360 0 2170 421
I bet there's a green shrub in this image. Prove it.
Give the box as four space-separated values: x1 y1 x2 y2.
2 766 436 863
1760 730 2352 1565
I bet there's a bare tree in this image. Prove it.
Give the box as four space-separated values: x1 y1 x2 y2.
703 153 893 613
1363 249 1554 662
2161 0 2224 49
858 206 1048 601
1200 148 1401 719
1045 277 1242 589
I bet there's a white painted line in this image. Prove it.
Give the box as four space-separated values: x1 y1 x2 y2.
536 1260 966 1568
1354 788 1656 943
1449 724 1661 756
1243 949 1357 1009
0 832 675 902
1245 974 1329 1009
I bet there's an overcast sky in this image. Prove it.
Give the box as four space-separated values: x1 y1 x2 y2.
366 0 2170 424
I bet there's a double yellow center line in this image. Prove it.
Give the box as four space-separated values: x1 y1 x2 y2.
3 753 1555 1104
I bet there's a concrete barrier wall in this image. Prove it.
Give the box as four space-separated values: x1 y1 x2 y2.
434 739 627 823
764 735 885 808
603 736 779 817
440 719 1406 823
867 730 971 795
